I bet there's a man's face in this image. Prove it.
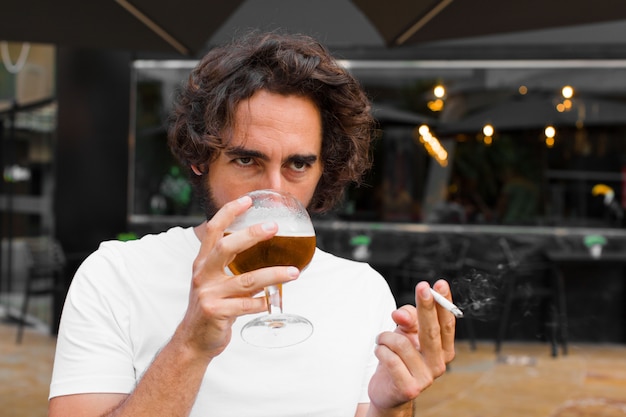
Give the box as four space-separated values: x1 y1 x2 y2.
204 90 323 214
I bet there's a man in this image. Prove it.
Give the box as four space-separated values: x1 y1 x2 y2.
49 31 456 417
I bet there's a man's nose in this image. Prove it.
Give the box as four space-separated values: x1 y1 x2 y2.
263 171 283 191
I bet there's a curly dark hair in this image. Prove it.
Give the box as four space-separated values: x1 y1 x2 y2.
168 30 375 213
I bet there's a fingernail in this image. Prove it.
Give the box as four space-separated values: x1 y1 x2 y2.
420 286 432 299
238 195 251 205
287 266 300 279
262 221 277 232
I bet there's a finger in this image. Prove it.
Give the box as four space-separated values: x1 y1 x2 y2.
375 332 433 394
415 281 447 377
200 291 269 319
222 266 300 299
194 265 300 324
393 305 416 329
216 221 278 270
391 306 419 349
433 279 457 362
197 195 252 259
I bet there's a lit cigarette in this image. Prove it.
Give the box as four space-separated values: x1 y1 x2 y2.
430 288 464 318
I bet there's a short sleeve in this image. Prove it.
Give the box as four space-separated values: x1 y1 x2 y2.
49 246 136 398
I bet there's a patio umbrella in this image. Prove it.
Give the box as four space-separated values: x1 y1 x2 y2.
438 94 626 134
1 0 385 56
3 0 626 56
0 0 244 56
353 0 626 47
372 103 436 125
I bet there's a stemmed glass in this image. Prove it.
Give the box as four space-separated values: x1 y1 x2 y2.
226 189 316 348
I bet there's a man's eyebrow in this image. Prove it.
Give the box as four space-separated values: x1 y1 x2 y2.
225 146 318 164
285 154 318 164
224 147 268 160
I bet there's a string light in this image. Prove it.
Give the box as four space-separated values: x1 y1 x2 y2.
433 84 446 98
427 99 444 112
481 124 494 145
428 84 446 112
545 125 556 148
561 85 574 99
414 125 448 167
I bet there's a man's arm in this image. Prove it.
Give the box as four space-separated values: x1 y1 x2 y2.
49 328 210 417
355 403 370 417
50 197 299 417
49 393 127 417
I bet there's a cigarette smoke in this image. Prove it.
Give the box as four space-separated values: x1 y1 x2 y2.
451 267 505 321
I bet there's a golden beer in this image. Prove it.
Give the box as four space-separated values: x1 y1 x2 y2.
228 234 316 274
226 189 316 347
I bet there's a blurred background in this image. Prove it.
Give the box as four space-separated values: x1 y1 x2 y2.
1 1 626 416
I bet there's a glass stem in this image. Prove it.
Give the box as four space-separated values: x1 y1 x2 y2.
264 284 283 314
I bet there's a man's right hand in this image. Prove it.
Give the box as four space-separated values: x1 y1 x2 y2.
175 195 300 358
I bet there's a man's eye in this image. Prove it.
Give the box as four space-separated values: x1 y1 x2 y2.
235 157 254 166
290 160 309 172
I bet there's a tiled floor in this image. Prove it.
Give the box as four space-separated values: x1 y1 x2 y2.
416 341 626 417
1 322 55 417
2 322 626 417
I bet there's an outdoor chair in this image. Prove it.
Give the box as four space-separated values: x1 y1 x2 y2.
493 237 567 357
16 237 66 344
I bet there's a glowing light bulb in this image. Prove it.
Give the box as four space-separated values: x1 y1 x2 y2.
562 85 574 99
482 124 494 137
418 125 430 136
545 126 556 138
427 99 444 112
434 84 446 98
563 99 572 110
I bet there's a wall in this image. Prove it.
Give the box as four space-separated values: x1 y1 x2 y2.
54 47 131 275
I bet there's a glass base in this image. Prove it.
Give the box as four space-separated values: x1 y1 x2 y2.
241 313 313 348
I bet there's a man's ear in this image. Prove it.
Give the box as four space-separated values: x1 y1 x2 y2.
191 165 203 176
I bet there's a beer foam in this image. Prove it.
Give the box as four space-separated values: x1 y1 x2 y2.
228 205 315 236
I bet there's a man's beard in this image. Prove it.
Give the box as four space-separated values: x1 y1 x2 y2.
197 180 220 220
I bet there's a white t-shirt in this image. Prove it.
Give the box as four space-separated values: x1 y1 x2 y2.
50 226 397 416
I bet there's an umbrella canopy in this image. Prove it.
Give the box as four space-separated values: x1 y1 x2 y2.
372 103 435 125
207 0 385 50
0 0 243 56
439 94 626 134
354 0 626 47
1 0 383 56
3 0 626 56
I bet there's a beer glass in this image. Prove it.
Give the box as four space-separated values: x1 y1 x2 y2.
226 189 316 348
